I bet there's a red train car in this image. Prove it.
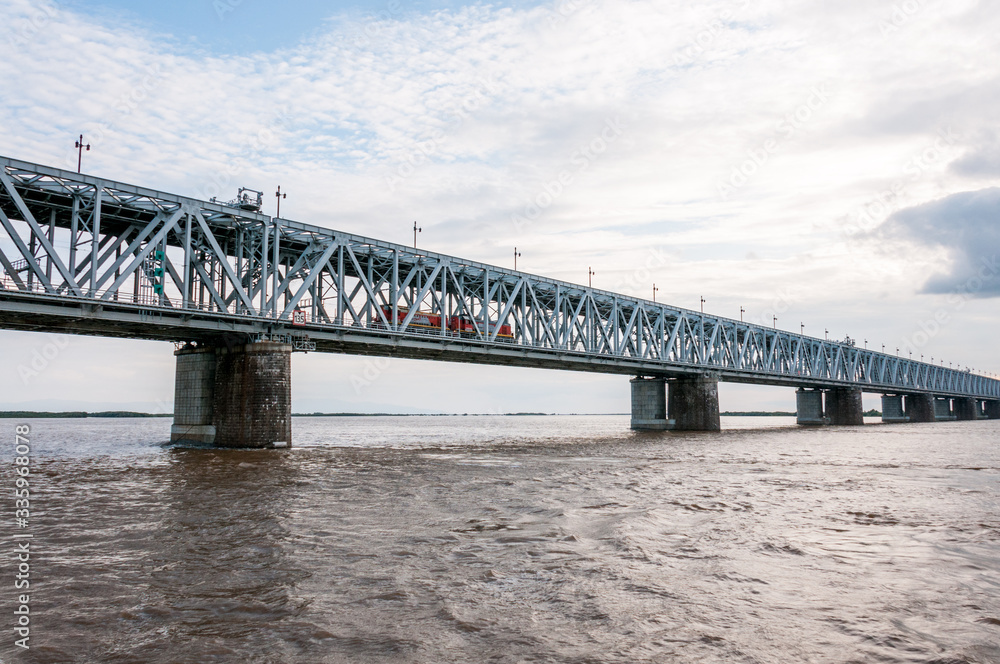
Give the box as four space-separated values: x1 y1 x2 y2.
379 307 513 340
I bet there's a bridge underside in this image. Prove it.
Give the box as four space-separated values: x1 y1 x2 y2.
2 155 999 444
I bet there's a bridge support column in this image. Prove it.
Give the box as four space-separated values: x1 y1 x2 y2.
630 377 668 431
880 394 908 423
933 397 956 421
796 388 826 425
170 345 217 444
825 387 864 426
986 401 1000 420
954 397 978 421
668 374 720 432
213 341 293 448
905 394 935 423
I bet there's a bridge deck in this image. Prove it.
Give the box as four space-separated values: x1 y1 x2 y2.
1 155 997 399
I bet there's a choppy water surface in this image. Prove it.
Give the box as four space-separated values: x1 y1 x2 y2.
4 415 1000 663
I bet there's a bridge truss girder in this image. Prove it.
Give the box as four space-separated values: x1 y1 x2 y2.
1 155 997 400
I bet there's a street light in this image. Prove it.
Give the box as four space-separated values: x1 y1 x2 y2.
588 267 596 288
740 306 745 322
75 134 90 173
652 283 659 302
700 296 706 313
513 247 521 271
825 328 829 340
413 221 422 248
275 186 286 218
800 322 804 335
772 315 778 328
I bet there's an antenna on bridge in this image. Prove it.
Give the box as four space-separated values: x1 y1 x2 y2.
74 134 90 173
275 186 286 218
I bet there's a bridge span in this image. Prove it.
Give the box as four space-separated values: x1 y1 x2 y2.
1 155 998 446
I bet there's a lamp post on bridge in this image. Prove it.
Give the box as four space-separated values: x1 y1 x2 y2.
800 322 804 335
773 315 778 329
413 222 422 248
513 247 521 271
588 267 595 288
75 134 90 173
740 306 745 322
652 284 658 302
275 186 286 218
700 296 705 314
825 328 829 340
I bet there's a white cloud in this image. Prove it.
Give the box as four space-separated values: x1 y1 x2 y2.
2 0 1000 411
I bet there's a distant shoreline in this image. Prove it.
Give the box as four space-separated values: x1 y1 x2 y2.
0 410 848 419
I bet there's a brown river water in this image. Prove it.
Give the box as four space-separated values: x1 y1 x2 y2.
2 415 1000 663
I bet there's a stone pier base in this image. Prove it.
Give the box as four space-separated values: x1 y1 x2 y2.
954 397 978 421
213 342 292 448
170 346 217 444
826 387 865 426
905 394 936 423
881 394 908 423
934 397 956 421
796 389 826 425
171 341 292 449
668 374 720 432
630 377 668 430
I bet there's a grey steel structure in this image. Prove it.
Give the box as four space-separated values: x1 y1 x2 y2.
1 155 997 443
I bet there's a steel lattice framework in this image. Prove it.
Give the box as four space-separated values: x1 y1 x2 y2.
1 155 997 399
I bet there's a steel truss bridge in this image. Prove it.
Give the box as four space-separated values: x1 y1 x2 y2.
1 155 997 401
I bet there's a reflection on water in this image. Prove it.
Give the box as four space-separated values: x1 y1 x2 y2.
5 416 1000 663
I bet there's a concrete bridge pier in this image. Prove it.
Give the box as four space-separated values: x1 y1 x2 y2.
954 397 978 421
880 394 908 423
905 394 936 423
170 345 218 444
630 377 668 430
668 374 720 431
171 341 292 448
934 397 956 421
985 401 1000 419
796 388 827 425
825 387 865 425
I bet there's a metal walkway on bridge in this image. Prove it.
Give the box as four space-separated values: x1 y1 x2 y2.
2 155 998 445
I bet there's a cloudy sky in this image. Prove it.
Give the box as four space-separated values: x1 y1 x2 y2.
1 0 998 414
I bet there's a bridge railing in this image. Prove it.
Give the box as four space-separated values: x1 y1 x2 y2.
2 154 999 399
